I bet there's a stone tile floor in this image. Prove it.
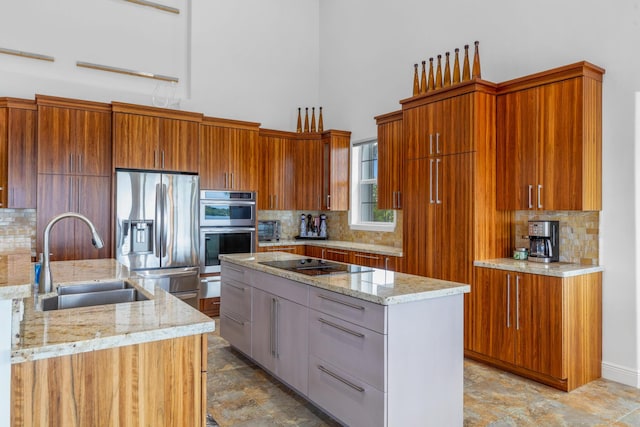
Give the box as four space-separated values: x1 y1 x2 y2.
206 321 640 426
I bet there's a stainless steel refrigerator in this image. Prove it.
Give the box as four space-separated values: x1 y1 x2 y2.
115 170 200 307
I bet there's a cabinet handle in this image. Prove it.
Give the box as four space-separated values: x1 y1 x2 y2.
222 313 245 326
270 297 276 356
318 317 365 338
68 178 73 211
327 249 348 256
392 191 396 209
154 150 158 168
0 186 3 207
326 194 331 209
224 173 228 189
528 185 533 209
224 281 245 292
69 153 74 172
317 293 365 311
78 154 82 173
397 191 401 209
321 248 326 259
275 194 278 209
435 158 441 204
354 253 379 260
537 184 543 209
317 365 365 393
516 275 521 330
274 298 279 358
436 132 440 154
162 150 165 169
429 159 434 204
429 133 433 155
77 178 81 212
506 273 511 328
230 173 234 189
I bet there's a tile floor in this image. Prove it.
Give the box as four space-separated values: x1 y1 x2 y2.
206 320 640 426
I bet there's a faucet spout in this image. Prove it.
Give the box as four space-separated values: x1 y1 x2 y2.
40 212 104 294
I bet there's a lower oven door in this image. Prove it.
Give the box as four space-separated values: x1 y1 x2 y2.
173 290 199 308
200 227 256 274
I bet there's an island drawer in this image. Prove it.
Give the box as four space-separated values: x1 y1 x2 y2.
309 288 386 333
308 355 385 427
220 308 252 356
221 262 249 283
251 270 309 306
309 309 386 391
221 277 252 320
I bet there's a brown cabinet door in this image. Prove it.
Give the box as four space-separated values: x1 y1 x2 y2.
442 94 473 155
75 175 112 260
159 118 199 173
538 78 584 211
322 132 350 211
229 128 259 191
496 88 539 210
4 106 37 208
38 105 73 174
305 245 325 259
377 115 403 210
515 273 565 378
200 125 231 189
404 104 432 160
259 136 295 210
324 248 350 263
113 112 159 170
295 137 323 210
73 108 112 176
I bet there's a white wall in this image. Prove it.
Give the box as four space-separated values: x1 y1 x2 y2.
0 0 638 387
319 0 640 386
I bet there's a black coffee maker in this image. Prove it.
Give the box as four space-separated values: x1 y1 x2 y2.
528 220 559 263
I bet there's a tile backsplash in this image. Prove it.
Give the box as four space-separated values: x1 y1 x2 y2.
513 211 599 265
0 209 36 255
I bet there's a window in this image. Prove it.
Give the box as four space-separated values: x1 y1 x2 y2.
349 139 395 231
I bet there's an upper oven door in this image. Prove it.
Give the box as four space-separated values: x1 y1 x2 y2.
200 200 256 227
200 227 256 273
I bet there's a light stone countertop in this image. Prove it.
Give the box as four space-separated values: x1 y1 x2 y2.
258 239 403 257
220 252 469 305
0 254 33 300
7 258 214 363
474 258 604 277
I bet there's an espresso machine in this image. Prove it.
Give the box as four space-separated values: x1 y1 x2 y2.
528 220 560 263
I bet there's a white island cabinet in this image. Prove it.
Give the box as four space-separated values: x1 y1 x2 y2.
220 252 470 427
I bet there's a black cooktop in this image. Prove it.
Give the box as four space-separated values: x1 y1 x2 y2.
259 259 374 276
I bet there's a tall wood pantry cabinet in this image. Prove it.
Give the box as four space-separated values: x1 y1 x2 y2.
496 61 604 211
35 95 112 261
0 98 37 208
375 110 403 210
258 129 296 210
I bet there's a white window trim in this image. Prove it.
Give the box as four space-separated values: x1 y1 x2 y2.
349 139 396 232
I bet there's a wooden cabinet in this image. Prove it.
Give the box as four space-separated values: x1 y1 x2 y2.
351 251 397 270
12 334 207 427
37 96 112 176
219 267 253 356
112 102 202 173
305 245 325 259
258 129 296 210
467 266 602 391
375 110 403 209
321 131 351 211
295 136 324 210
258 244 306 255
496 62 604 211
199 117 260 191
199 296 220 317
401 82 510 286
0 98 36 208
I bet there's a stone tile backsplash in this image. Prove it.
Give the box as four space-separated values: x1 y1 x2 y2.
0 209 36 255
514 210 599 265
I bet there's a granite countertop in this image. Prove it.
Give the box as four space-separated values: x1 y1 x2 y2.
0 254 33 300
7 258 214 363
258 239 403 257
220 252 469 305
474 258 604 278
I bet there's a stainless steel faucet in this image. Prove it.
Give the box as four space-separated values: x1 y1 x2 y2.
40 212 104 294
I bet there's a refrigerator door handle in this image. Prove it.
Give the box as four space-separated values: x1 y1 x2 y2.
155 183 162 258
161 183 168 257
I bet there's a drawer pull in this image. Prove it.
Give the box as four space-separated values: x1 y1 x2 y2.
318 318 365 338
354 254 379 260
327 249 348 255
317 294 365 311
222 313 245 326
224 265 243 274
318 365 365 393
224 281 246 292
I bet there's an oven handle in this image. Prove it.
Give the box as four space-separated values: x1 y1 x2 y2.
200 200 256 206
200 227 256 234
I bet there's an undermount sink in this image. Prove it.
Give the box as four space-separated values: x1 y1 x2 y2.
41 280 149 311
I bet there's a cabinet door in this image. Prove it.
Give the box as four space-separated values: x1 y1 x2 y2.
322 133 350 211
442 94 472 155
515 273 565 378
159 118 199 173
274 296 309 394
377 115 403 209
470 268 515 362
113 113 159 170
305 245 325 259
496 88 539 210
75 175 111 260
259 136 295 210
4 107 37 208
252 288 277 373
229 128 259 191
199 125 230 189
295 138 323 210
404 104 433 160
37 105 73 174
73 109 111 176
436 153 473 284
324 248 350 263
37 174 75 260
538 78 584 210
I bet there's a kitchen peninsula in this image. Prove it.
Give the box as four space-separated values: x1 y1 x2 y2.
219 251 470 427
3 256 215 427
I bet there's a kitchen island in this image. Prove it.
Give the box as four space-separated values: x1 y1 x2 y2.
2 256 214 427
219 252 470 427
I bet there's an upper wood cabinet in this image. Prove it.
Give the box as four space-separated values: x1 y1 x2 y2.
0 98 37 208
36 95 112 177
199 117 260 191
259 129 296 210
375 110 403 210
295 135 323 211
496 62 604 211
321 130 351 211
112 102 202 173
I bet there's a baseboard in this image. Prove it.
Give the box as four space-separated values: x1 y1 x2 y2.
602 361 640 388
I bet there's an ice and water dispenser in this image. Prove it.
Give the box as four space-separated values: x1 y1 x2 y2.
120 220 154 255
